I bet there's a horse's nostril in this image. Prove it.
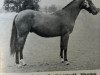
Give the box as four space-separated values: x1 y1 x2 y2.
97 8 100 13
92 10 98 15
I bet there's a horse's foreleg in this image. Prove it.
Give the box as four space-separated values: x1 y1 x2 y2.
60 49 64 62
62 34 70 65
60 37 64 62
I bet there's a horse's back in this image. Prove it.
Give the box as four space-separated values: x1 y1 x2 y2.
15 10 52 24
15 10 36 21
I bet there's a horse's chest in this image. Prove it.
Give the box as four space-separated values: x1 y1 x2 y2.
61 22 75 34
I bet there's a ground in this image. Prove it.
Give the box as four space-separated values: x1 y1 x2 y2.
0 11 100 73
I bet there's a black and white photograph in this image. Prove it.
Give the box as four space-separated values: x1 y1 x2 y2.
0 0 100 74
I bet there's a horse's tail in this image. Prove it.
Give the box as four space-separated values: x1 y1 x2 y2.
10 15 17 56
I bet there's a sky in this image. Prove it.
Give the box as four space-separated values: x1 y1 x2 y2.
0 0 100 8
0 0 4 8
39 0 71 7
39 0 100 8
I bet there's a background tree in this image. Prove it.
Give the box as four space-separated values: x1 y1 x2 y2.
44 6 48 13
3 0 40 12
3 0 10 11
48 4 57 13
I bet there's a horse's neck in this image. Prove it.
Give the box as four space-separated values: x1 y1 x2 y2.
63 1 83 21
67 6 81 21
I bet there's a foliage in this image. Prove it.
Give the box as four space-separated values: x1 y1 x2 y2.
43 5 57 13
3 0 40 12
48 5 57 13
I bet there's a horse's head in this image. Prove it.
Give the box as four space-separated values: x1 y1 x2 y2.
81 0 99 15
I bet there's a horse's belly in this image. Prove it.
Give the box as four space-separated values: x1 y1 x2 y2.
30 25 61 37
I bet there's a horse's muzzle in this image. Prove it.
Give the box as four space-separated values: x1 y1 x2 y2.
92 8 100 15
92 10 98 15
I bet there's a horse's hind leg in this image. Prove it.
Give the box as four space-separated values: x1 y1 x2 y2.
15 50 19 65
61 34 70 65
19 36 27 66
16 34 28 67
20 49 26 66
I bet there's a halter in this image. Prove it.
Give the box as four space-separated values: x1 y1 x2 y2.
84 0 90 8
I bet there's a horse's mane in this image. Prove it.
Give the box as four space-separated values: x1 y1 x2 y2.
63 0 76 10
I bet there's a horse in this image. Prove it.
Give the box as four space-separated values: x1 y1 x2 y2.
10 0 99 67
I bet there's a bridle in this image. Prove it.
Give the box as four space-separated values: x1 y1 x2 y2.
84 0 90 8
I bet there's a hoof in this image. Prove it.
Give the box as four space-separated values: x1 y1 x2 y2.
17 64 22 68
22 63 27 66
20 59 26 66
61 58 64 63
65 61 70 65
